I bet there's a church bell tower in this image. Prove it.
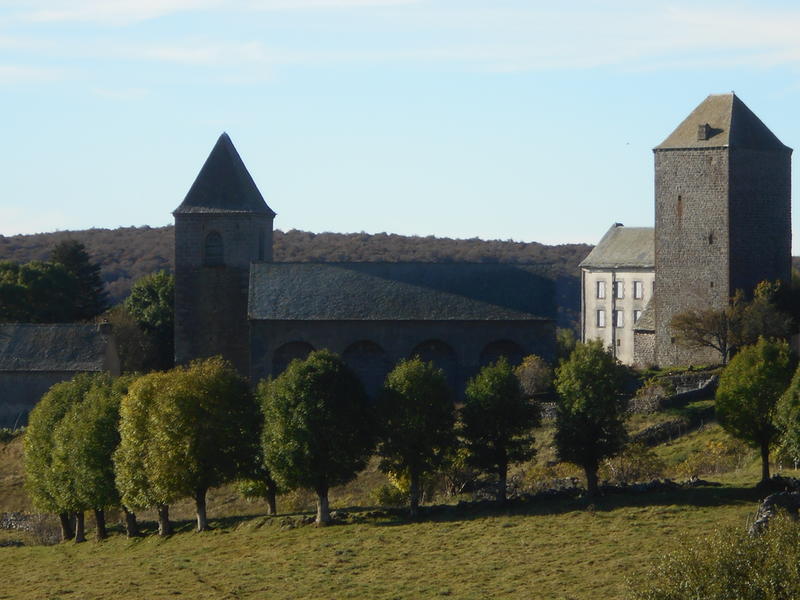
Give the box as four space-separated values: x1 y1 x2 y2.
173 133 275 376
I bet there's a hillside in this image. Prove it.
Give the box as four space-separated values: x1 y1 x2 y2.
0 227 591 327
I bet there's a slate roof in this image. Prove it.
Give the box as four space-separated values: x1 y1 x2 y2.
249 262 555 321
0 324 111 372
655 93 790 151
579 224 654 269
633 299 655 333
174 133 276 216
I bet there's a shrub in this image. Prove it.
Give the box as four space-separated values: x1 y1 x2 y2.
370 484 407 508
630 515 800 600
598 442 666 485
670 438 751 480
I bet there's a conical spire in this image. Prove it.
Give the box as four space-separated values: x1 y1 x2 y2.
174 133 276 216
655 93 789 151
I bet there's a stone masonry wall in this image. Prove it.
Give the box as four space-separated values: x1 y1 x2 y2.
174 213 273 377
729 148 792 295
654 148 731 367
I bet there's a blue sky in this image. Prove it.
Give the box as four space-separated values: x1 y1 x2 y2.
3 0 800 252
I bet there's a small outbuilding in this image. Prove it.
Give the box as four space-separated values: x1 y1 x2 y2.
0 323 120 427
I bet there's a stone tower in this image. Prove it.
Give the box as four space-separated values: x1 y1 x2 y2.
173 133 275 376
653 93 792 366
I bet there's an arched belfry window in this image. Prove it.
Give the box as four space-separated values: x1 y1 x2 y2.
204 231 224 266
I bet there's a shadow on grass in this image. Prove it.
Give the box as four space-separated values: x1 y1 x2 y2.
81 484 763 541
372 483 762 527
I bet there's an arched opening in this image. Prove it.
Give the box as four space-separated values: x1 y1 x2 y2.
343 340 391 399
272 341 315 377
204 231 224 266
479 340 525 368
410 339 458 396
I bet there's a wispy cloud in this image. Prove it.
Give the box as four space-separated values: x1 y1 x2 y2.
0 64 65 84
14 0 420 25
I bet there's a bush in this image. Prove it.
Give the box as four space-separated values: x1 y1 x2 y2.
515 355 552 397
630 515 800 599
0 427 23 444
370 484 407 507
598 443 666 485
670 438 751 479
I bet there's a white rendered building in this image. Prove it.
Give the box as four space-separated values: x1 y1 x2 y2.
580 224 654 365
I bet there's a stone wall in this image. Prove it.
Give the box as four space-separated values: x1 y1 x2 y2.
729 148 792 295
174 212 273 376
0 371 81 427
249 319 556 399
654 147 730 367
653 146 791 367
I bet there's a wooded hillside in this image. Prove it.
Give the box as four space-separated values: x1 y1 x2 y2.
0 227 591 327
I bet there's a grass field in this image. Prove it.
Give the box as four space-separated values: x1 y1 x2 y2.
0 399 783 600
0 481 762 600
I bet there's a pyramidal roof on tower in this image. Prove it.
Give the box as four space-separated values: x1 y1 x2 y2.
174 133 276 216
655 93 790 152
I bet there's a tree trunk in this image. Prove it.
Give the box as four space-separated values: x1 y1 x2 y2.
58 512 74 542
497 461 508 504
584 465 599 498
74 511 86 543
195 488 209 532
409 470 421 519
761 441 771 483
265 482 278 516
157 504 172 536
94 509 107 541
315 486 330 527
122 507 140 538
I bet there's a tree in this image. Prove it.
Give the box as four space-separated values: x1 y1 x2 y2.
514 354 552 398
554 340 628 496
115 358 258 532
124 271 174 370
776 367 800 470
717 337 794 483
461 358 539 503
670 284 792 365
50 375 136 541
24 374 99 542
259 350 374 526
0 261 80 323
104 304 159 373
375 358 455 517
50 240 108 320
115 371 174 535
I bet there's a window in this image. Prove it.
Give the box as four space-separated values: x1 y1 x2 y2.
616 339 621 347
597 309 606 328
614 310 624 328
633 281 643 299
596 280 606 299
634 310 642 324
204 231 224 266
614 281 624 299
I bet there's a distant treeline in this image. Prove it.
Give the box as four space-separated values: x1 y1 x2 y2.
0 226 592 327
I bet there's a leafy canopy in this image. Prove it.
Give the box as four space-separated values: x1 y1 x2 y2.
24 374 104 513
554 340 629 478
259 350 374 494
376 357 455 479
716 337 794 450
461 358 539 476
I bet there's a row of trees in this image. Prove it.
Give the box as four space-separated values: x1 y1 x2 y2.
25 340 631 539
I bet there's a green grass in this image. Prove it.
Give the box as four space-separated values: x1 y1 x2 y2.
0 401 786 599
0 483 762 600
